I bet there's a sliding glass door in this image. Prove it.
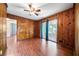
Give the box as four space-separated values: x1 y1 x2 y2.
40 19 57 42
42 22 46 39
48 19 57 42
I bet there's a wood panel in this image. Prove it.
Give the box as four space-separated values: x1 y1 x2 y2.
17 19 34 40
57 12 63 44
57 8 75 50
62 10 70 47
0 3 7 55
34 21 40 38
7 14 34 40
75 3 79 56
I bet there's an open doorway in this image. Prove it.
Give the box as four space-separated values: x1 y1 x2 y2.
6 18 17 44
48 19 57 42
6 18 17 55
7 18 17 38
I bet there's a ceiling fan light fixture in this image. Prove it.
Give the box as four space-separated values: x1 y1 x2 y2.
30 12 35 15
24 3 41 16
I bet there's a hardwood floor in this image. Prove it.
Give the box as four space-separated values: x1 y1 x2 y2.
5 36 73 56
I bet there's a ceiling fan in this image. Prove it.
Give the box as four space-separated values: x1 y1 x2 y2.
24 3 41 16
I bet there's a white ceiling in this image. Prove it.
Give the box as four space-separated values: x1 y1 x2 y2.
7 3 73 20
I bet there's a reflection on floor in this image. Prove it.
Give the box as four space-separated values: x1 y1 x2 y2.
5 36 73 56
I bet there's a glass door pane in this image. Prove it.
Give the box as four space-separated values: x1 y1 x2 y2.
42 22 46 39
48 19 57 42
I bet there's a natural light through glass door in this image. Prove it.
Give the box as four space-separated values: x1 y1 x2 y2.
48 19 57 42
42 22 46 39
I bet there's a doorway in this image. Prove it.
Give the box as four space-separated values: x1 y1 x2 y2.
7 18 17 38
6 18 17 55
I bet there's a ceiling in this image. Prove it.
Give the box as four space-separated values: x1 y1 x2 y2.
7 3 73 20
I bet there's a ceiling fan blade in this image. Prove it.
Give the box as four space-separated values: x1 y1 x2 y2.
36 9 41 12
14 5 25 8
24 10 29 11
28 3 32 8
35 13 39 16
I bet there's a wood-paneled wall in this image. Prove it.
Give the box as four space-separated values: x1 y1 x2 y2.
0 3 7 55
57 8 75 50
75 3 79 56
7 14 34 40
34 21 40 38
36 8 75 50
17 18 34 40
